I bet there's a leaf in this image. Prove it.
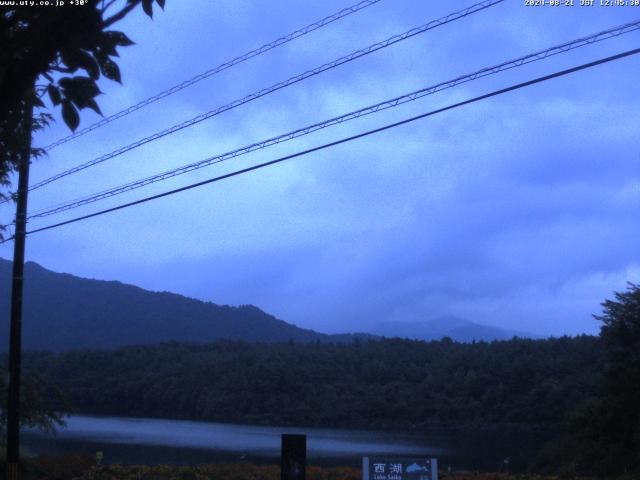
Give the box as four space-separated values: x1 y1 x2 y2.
104 30 135 47
59 76 102 106
33 96 45 108
61 49 101 80
99 57 121 83
57 77 73 89
142 0 153 17
84 98 103 116
59 77 103 114
97 37 119 57
47 85 61 106
30 147 48 159
59 51 79 73
33 112 53 132
156 0 165 8
76 50 100 80
61 100 79 132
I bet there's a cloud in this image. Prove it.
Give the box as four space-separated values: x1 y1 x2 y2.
2 0 638 337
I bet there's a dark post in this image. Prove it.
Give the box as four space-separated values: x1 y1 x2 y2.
281 434 306 480
5 93 34 480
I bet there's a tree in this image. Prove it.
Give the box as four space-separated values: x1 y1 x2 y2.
0 0 167 449
544 283 640 476
0 366 67 440
0 0 166 210
593 282 640 474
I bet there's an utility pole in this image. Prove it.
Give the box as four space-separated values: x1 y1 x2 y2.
5 91 34 480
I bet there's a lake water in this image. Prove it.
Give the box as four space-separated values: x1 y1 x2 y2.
23 415 554 472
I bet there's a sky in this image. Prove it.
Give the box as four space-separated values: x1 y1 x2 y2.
1 0 639 337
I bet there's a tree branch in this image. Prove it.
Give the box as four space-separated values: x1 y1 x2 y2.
100 0 118 15
49 66 73 73
102 1 140 28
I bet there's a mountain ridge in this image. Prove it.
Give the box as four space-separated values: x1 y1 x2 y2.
1 258 537 351
0 258 369 351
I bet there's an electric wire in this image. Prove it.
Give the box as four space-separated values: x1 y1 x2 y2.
9 46 637 242
42 0 385 151
27 18 640 219
26 0 504 194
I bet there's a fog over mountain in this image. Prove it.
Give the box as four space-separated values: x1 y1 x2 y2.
372 316 539 342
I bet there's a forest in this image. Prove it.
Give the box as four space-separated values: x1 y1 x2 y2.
3 283 638 477
22 336 600 429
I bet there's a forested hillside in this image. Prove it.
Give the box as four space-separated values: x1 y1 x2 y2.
24 336 601 429
0 259 366 350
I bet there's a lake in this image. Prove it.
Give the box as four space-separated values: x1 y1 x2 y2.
23 415 554 472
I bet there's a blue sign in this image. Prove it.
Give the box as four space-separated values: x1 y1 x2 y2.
363 457 437 480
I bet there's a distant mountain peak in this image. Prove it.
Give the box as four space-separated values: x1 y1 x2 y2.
372 315 538 342
424 315 470 331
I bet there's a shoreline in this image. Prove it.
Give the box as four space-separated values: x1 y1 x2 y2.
50 411 562 435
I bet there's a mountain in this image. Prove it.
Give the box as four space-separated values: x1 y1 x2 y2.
0 258 534 351
372 315 538 342
0 258 366 351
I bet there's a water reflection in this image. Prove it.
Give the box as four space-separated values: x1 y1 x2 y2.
23 414 553 472
27 415 436 456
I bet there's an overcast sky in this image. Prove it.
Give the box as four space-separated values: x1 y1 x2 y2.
1 0 638 336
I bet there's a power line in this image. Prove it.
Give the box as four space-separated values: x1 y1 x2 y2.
26 0 504 193
15 47 639 241
27 18 640 219
42 0 384 151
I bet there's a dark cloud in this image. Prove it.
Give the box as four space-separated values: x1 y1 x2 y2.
1 0 637 337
